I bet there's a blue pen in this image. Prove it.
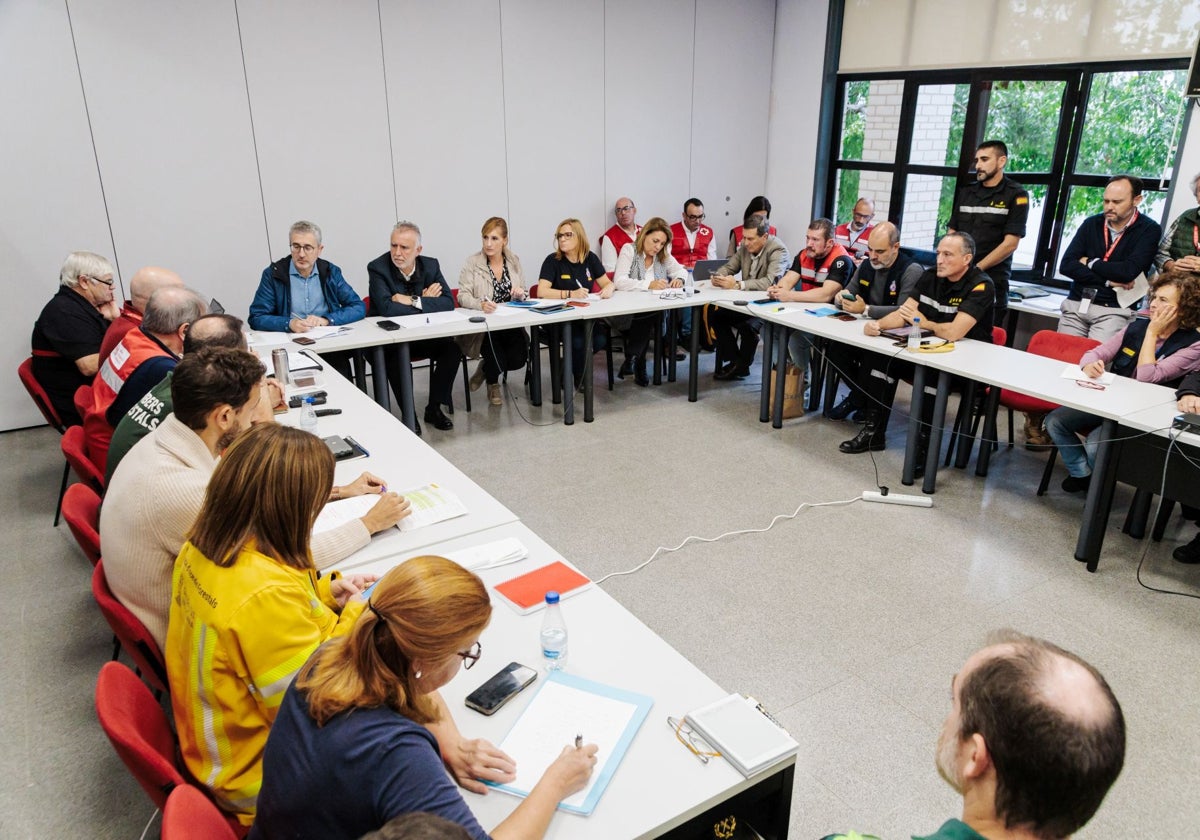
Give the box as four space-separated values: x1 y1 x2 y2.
344 435 369 457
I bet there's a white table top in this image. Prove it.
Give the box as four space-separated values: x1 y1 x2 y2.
1007 284 1067 317
339 520 794 840
278 366 519 569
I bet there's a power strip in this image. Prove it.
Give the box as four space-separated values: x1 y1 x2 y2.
862 490 933 508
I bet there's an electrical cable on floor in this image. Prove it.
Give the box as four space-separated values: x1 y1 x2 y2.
137 808 159 840
1134 428 1200 601
593 495 863 585
479 319 566 428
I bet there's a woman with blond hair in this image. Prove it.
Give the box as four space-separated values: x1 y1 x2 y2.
166 423 383 827
458 217 530 406
251 556 597 840
611 216 688 385
538 218 613 386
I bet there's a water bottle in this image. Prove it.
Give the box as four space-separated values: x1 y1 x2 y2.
540 591 568 670
300 396 318 434
908 316 922 350
685 268 695 297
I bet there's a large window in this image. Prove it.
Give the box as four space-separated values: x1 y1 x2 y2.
823 62 1189 286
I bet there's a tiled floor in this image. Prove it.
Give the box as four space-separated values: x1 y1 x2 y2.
5 348 1199 837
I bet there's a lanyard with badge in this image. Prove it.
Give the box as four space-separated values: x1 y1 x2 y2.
1082 210 1139 315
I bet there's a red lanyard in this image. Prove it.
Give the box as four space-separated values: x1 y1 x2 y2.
1193 222 1198 254
1102 210 1138 261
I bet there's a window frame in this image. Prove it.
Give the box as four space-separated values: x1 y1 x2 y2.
821 59 1188 287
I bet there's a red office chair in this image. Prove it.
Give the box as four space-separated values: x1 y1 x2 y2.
92 559 169 694
982 330 1100 488
61 483 102 566
162 784 239 840
18 358 74 524
62 425 106 495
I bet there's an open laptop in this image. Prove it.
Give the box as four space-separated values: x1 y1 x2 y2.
691 259 726 283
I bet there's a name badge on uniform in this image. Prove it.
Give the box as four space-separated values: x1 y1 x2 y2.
1079 287 1097 316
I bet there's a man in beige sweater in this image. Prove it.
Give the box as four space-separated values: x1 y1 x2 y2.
101 346 409 650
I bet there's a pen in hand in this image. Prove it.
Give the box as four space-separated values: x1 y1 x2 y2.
575 734 583 750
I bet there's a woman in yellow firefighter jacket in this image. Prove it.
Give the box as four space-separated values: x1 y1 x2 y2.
165 422 377 828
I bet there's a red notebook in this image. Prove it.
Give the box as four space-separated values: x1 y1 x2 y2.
492 561 592 615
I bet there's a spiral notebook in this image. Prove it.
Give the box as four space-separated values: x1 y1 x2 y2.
684 693 797 778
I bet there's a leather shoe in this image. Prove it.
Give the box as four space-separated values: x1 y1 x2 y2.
617 358 634 380
1172 531 1200 564
1061 474 1091 493
728 366 750 381
469 361 485 392
714 363 737 381
839 424 886 454
828 395 857 421
634 359 649 387
674 349 686 361
423 405 453 431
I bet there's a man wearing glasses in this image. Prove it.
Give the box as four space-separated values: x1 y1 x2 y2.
31 250 122 425
249 219 366 377
834 197 876 264
670 198 718 348
600 197 642 277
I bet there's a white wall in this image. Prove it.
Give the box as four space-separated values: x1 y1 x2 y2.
3 0 784 431
765 0 832 250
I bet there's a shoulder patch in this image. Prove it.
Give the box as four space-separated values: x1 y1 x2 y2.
971 283 987 292
1015 196 1028 205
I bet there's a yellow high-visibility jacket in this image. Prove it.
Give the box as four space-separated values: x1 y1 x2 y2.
166 540 364 826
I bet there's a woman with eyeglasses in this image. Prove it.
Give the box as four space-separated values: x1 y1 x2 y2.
611 217 688 386
458 217 530 406
1046 268 1200 494
538 218 614 387
251 556 598 840
166 423 383 828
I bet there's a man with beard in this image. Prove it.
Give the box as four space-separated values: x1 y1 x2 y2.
100 346 409 649
923 631 1125 839
825 222 924 421
768 218 854 372
947 140 1029 321
834 197 875 264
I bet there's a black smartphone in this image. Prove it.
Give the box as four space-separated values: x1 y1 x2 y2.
377 320 401 331
840 290 857 301
293 336 317 345
464 662 537 715
831 313 857 322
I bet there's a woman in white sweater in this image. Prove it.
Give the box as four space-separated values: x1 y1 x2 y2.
611 216 688 385
457 217 529 405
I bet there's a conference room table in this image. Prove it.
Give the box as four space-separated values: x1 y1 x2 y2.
333 520 797 840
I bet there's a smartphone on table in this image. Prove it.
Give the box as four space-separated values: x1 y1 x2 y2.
464 662 538 715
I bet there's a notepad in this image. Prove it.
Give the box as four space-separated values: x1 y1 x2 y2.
442 537 529 571
1059 364 1115 385
492 561 591 614
804 305 839 317
312 483 467 535
684 693 797 778
487 671 652 815
256 348 323 372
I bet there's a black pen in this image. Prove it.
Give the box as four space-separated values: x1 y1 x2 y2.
574 734 582 749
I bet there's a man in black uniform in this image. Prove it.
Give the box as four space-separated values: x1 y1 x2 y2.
827 222 926 421
839 233 994 473
947 140 1029 322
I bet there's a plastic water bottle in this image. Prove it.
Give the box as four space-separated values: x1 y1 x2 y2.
685 268 695 297
908 316 922 349
300 396 319 434
540 591 568 670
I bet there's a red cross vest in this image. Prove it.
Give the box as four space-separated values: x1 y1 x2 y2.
834 222 873 260
670 221 714 268
798 243 852 291
602 224 639 278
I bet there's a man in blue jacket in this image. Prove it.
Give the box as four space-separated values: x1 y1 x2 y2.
249 220 365 377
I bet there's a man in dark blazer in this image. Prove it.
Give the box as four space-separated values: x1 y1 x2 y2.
367 220 460 433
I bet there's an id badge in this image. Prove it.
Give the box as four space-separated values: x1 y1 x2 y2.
1079 297 1091 315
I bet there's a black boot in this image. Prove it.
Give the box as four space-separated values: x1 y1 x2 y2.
634 357 649 387
839 422 886 453
828 394 859 421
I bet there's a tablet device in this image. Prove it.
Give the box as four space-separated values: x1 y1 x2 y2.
691 259 726 283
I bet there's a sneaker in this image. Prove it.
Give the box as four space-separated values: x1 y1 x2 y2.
1061 474 1091 494
469 361 485 392
487 383 502 406
1172 531 1200 564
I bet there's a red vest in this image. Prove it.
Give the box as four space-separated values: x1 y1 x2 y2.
602 224 639 277
99 303 142 365
834 222 873 260
670 221 714 268
87 328 173 470
732 224 777 248
798 243 851 291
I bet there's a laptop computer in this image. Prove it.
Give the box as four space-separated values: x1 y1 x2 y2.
691 259 726 283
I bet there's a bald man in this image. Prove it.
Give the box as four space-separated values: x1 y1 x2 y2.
599 196 641 277
99 266 185 364
834 198 875 263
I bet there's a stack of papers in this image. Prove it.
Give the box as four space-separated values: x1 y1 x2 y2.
442 537 528 571
255 349 322 372
685 693 797 778
312 483 468 535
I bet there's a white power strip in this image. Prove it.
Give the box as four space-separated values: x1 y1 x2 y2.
861 490 933 508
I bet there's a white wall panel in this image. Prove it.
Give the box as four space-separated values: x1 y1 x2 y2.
689 0 776 250
0 1 114 429
380 1 508 281
501 0 607 268
238 0 395 294
68 1 267 319
602 0 696 232
766 0 829 247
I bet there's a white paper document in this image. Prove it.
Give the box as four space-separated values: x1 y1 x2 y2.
255 349 322 372
312 483 468 535
1059 363 1115 385
442 537 528 571
1115 272 1149 309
